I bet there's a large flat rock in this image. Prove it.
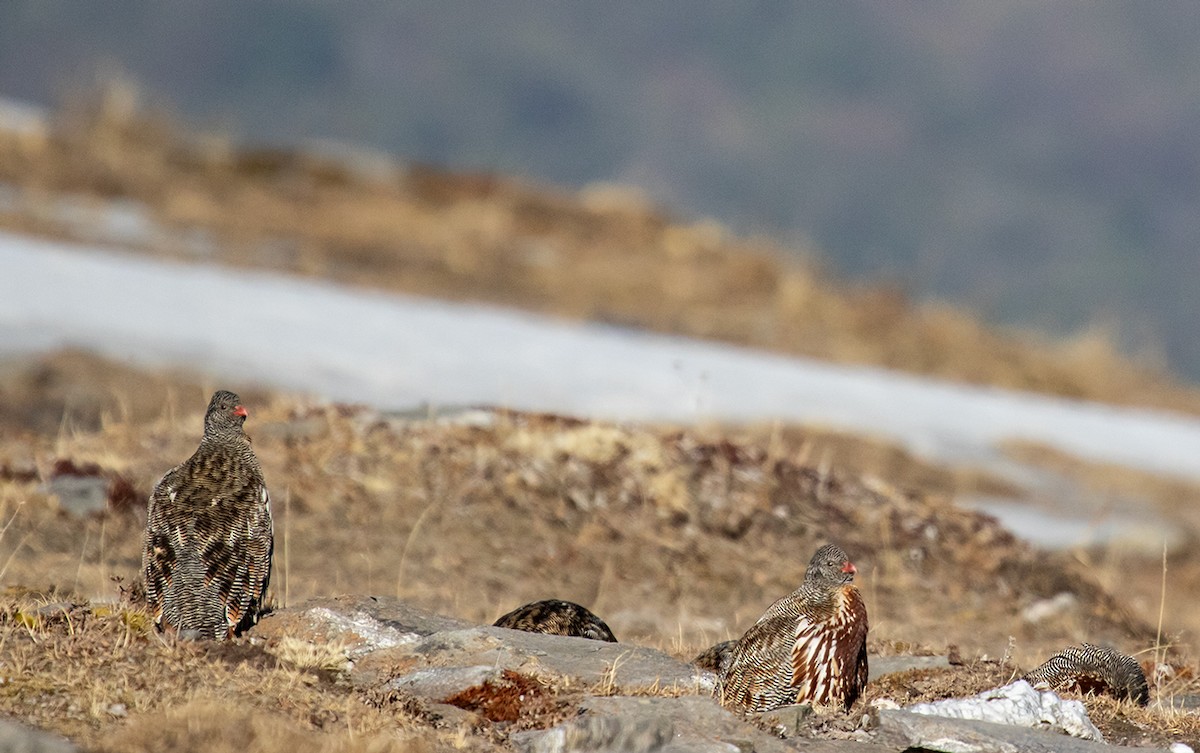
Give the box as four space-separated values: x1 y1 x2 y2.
255 595 475 653
257 596 713 696
364 625 715 696
515 696 892 753
875 709 1169 753
254 598 1176 752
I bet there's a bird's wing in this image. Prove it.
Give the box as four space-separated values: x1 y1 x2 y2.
722 612 798 710
198 480 272 635
141 469 182 625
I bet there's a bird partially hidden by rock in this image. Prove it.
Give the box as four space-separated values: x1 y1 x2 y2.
693 639 737 676
492 599 617 642
1024 643 1149 706
142 390 273 640
717 543 868 713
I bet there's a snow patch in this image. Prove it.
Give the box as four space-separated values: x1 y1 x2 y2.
907 680 1103 741
7 231 1200 483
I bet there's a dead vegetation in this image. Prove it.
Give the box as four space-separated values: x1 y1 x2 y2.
0 592 455 752
1 85 1198 415
2 86 1200 747
0 352 1197 749
0 353 1156 662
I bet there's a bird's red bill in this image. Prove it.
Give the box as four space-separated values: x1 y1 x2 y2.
234 406 248 417
842 561 857 574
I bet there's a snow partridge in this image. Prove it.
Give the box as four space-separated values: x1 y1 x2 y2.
493 599 617 642
142 390 273 640
1024 643 1149 706
718 543 868 712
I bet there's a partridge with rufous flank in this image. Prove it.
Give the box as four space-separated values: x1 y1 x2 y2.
718 543 868 713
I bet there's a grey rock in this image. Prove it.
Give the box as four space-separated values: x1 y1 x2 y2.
575 696 889 753
874 709 1167 753
424 702 481 729
301 595 476 637
386 664 502 700
868 654 951 681
0 719 79 753
254 595 475 663
513 714 675 753
361 623 714 695
1170 694 1200 710
30 603 78 622
757 703 813 738
46 474 108 516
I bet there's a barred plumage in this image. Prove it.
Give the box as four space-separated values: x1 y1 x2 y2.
492 599 617 642
718 543 868 713
142 391 273 640
1024 643 1149 706
693 639 737 675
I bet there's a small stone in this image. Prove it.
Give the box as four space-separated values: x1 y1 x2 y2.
1022 592 1078 624
106 703 127 718
46 474 110 516
759 703 813 737
869 654 950 680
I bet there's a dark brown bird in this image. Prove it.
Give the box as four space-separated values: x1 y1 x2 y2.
718 543 868 713
1024 643 1149 706
142 390 273 640
492 599 617 642
693 639 737 675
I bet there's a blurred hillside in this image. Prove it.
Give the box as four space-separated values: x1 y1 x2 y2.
1 2 1198 376
3 90 1200 416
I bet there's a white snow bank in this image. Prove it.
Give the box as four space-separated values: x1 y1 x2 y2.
907 680 1103 741
6 231 1200 486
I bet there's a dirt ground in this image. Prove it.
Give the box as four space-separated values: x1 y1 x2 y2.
0 351 1198 750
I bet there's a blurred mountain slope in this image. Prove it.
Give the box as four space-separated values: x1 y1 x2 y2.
2 89 1199 416
3 3 1198 375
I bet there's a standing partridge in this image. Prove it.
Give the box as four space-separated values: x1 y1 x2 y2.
718 543 868 713
493 599 618 642
142 390 273 640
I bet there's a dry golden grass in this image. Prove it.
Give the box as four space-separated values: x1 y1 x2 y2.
1 85 1198 416
0 594 458 752
0 352 1198 748
0 352 1167 663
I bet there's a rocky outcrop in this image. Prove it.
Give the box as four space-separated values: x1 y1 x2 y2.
253 597 1177 752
